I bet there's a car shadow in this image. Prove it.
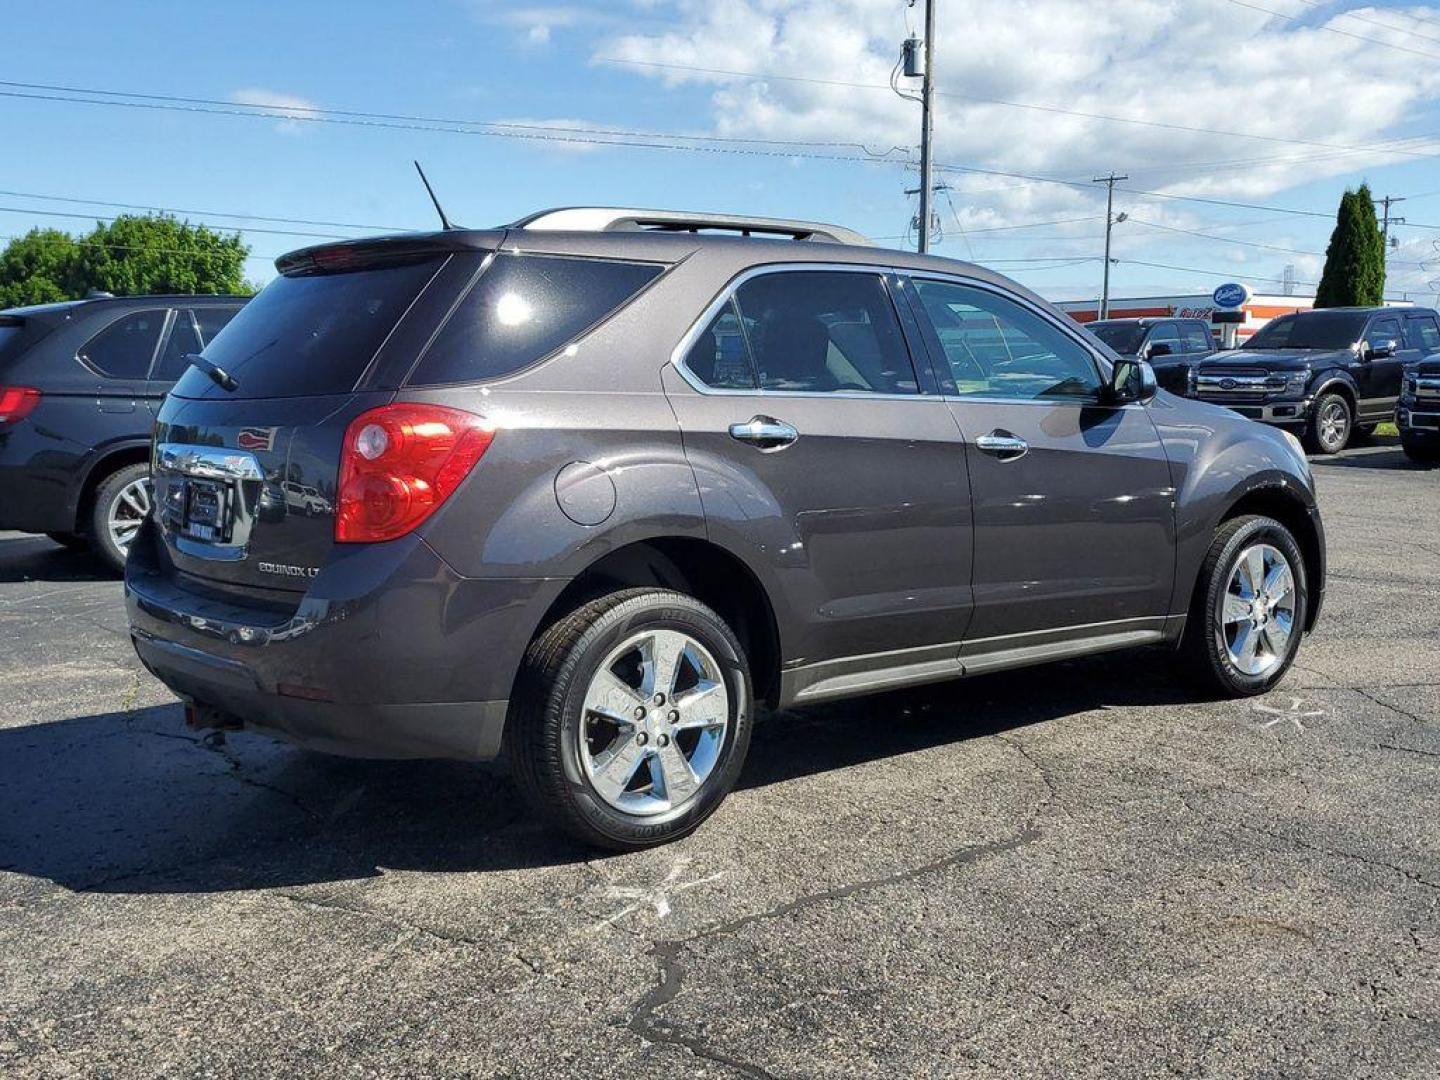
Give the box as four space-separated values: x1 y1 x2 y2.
0 652 1190 896
0 533 117 584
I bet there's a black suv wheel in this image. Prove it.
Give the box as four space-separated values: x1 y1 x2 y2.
1402 433 1440 463
1181 515 1308 697
1304 391 1352 454
506 589 754 850
89 462 152 573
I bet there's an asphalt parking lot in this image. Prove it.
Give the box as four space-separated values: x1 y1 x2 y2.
1 438 1437 1079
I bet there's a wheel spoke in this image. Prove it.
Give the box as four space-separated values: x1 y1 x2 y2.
674 680 727 729
653 739 700 806
1222 594 1251 624
120 488 147 515
589 733 648 804
1244 547 1266 598
643 631 688 700
1232 622 1258 670
587 668 646 723
1263 563 1293 605
1261 620 1290 658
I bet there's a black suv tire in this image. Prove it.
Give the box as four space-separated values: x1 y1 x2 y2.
1304 391 1352 455
506 588 754 851
89 462 152 574
1402 433 1440 463
1181 515 1308 698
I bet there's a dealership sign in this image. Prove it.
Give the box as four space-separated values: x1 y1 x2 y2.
1212 282 1251 309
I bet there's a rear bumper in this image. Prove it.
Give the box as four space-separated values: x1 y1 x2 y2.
125 520 567 761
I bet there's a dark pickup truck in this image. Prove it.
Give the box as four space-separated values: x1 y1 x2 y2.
1190 306 1439 454
1085 316 1214 396
1398 357 1440 463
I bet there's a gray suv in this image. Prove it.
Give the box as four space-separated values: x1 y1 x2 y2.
126 208 1325 849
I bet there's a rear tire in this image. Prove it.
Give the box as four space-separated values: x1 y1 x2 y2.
89 462 152 574
1303 391 1352 454
1180 515 1308 698
505 588 754 851
1353 423 1377 441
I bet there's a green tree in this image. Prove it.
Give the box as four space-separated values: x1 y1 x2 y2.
0 228 82 307
1314 183 1385 307
75 215 251 297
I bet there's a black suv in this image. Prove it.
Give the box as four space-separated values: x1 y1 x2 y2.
1190 306 1438 454
1085 316 1214 395
0 294 248 569
125 208 1324 850
1398 357 1440 462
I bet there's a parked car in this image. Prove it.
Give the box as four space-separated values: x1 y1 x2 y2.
1084 316 1214 395
0 294 248 569
126 208 1325 850
1189 306 1439 454
1398 357 1440 462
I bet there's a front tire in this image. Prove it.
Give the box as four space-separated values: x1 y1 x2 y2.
505 589 754 851
1181 515 1308 698
1304 392 1352 454
89 462 152 574
1401 434 1440 463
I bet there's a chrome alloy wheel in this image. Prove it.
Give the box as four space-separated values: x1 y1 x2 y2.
107 477 152 554
1218 543 1297 677
578 628 730 817
1317 398 1349 452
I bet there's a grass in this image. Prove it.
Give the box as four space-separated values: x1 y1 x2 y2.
1375 421 1399 437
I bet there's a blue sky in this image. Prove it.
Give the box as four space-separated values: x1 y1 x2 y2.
6 0 1440 302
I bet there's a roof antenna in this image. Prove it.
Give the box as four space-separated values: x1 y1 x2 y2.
413 160 458 231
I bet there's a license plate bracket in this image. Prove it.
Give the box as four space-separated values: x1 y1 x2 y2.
182 478 232 543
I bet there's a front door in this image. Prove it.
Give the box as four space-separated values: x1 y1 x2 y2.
662 267 974 692
902 275 1176 669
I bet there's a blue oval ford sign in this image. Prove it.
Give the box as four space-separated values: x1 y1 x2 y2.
1213 282 1250 309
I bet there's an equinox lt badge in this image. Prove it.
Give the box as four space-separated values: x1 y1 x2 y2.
257 562 319 579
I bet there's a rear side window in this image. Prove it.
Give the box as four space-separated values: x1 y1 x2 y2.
407 254 663 387
78 309 165 379
684 301 758 390
1405 316 1440 352
171 260 441 399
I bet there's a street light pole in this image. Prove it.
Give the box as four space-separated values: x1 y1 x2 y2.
1093 173 1128 319
917 0 936 253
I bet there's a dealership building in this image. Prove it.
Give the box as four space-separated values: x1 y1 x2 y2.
1055 285 1315 349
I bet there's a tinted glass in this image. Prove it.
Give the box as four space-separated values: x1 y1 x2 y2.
1147 323 1183 352
1370 317 1402 346
912 279 1101 400
684 300 757 389
1244 311 1367 350
194 306 240 346
408 254 662 387
732 271 917 394
78 309 165 379
1406 316 1440 352
171 259 441 399
152 310 202 382
1180 323 1213 352
1087 321 1147 353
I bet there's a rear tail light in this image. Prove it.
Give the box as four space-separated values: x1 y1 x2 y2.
0 386 41 426
336 403 494 543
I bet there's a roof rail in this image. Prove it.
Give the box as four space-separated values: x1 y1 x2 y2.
511 207 871 247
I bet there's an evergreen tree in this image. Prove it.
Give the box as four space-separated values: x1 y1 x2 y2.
1314 184 1385 307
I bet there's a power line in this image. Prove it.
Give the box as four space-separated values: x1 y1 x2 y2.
0 189 406 233
1124 216 1425 267
1220 0 1440 62
1116 257 1318 289
1288 0 1440 47
0 203 353 241
0 233 278 264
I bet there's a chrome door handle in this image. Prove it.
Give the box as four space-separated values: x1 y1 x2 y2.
975 431 1029 460
728 415 799 451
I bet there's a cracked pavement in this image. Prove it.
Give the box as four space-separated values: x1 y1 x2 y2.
1 438 1438 1077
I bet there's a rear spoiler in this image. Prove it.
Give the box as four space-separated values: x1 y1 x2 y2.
275 231 503 277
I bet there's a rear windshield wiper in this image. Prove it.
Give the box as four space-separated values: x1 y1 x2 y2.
183 353 239 392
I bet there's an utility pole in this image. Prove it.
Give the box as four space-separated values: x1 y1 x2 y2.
917 0 936 253
1378 193 1405 253
1093 173 1128 319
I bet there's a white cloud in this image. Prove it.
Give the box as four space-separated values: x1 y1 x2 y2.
231 88 321 136
597 0 1440 234
467 2 616 46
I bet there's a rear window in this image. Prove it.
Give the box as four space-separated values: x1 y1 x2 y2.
406 254 663 387
170 261 441 399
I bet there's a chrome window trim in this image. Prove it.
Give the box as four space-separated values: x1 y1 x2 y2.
668 262 930 400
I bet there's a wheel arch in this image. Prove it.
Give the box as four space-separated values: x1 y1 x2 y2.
1311 373 1358 413
72 440 152 534
526 536 784 707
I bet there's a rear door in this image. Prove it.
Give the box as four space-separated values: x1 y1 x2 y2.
663 266 974 683
76 307 166 417
1360 313 1407 416
903 275 1175 667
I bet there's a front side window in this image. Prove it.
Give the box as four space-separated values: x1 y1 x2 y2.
78 309 166 379
1405 315 1440 352
1369 317 1402 348
1180 323 1213 353
153 310 201 381
1146 323 1183 355
727 271 918 394
911 279 1102 401
408 254 663 387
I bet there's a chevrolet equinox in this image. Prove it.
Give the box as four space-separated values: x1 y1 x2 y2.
126 208 1326 849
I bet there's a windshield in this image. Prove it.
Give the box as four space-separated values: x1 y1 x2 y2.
1087 322 1147 353
1243 311 1367 351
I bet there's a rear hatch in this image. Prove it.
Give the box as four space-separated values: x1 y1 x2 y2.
151 245 462 596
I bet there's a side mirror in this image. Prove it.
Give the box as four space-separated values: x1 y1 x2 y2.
1145 341 1174 359
1109 358 1157 404
1366 338 1399 360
